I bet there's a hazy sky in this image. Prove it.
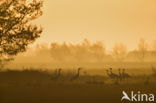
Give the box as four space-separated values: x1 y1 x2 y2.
34 0 156 50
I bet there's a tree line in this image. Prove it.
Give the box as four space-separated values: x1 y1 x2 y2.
27 38 156 63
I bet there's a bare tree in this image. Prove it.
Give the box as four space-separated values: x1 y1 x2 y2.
111 43 127 62
136 38 148 62
152 40 156 51
0 0 43 67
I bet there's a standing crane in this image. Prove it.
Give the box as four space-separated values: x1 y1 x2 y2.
71 67 82 81
51 68 62 80
106 68 118 79
122 68 130 80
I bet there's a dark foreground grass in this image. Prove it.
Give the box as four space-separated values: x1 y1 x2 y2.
0 69 156 103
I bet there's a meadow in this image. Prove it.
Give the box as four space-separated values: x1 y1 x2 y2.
0 63 156 103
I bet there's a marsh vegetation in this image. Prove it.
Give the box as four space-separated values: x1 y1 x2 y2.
0 65 156 103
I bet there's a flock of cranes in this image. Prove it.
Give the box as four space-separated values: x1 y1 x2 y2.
50 67 131 82
51 67 83 81
106 68 130 80
50 66 156 85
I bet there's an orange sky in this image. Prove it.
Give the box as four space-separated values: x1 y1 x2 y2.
34 0 156 50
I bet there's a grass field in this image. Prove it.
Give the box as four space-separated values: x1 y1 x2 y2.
0 67 156 103
0 64 156 103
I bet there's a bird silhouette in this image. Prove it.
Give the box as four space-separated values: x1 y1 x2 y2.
108 68 119 79
144 77 150 85
71 67 82 81
152 66 156 76
51 68 62 80
118 68 122 81
122 68 130 79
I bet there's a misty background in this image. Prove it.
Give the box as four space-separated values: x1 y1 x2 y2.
7 38 156 69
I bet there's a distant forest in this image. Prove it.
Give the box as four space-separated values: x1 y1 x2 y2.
14 38 156 64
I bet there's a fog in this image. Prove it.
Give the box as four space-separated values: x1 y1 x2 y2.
8 38 156 69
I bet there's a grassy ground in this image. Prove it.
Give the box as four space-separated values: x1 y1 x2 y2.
0 69 156 103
